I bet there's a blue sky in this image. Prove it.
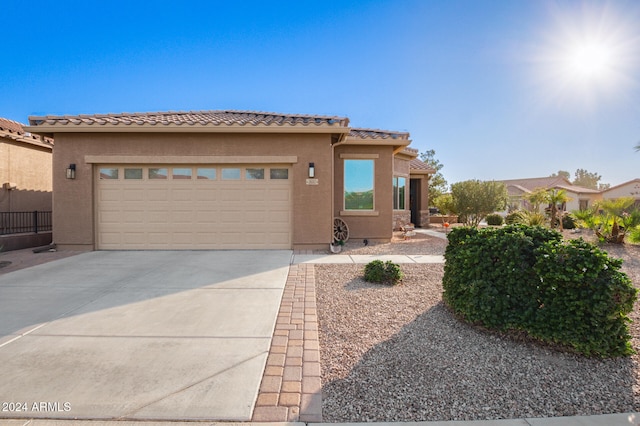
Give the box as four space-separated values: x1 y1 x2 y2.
2 0 639 186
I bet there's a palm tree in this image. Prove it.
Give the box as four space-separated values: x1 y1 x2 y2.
546 189 571 229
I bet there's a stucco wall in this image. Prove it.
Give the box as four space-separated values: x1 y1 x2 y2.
393 156 410 176
603 180 640 200
52 132 334 250
333 144 394 243
0 138 52 212
564 191 602 212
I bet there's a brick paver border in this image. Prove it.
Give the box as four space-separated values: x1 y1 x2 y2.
252 263 322 422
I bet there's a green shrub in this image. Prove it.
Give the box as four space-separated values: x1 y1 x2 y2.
443 225 637 357
523 211 547 226
562 213 577 229
505 211 525 225
364 260 403 285
485 213 504 226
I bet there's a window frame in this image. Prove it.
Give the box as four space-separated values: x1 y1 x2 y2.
343 159 375 211
393 176 407 210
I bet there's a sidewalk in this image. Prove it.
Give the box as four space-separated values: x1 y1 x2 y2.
6 411 639 425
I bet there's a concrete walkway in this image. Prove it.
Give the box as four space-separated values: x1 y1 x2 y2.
0 250 291 421
292 253 445 264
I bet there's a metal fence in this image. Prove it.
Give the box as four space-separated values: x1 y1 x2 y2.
0 211 52 235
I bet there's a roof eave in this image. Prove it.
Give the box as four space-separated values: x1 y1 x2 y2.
23 123 351 137
343 136 411 150
409 169 435 175
0 131 53 150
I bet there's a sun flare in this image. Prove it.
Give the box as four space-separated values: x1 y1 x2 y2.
564 41 613 81
529 3 639 108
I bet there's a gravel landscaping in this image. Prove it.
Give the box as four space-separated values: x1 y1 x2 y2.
316 231 640 422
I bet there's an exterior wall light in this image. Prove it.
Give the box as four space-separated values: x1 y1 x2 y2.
308 162 315 178
66 164 76 179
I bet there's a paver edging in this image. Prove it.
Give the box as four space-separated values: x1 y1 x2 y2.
252 263 322 422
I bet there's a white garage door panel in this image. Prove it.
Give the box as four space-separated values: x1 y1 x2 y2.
96 165 292 250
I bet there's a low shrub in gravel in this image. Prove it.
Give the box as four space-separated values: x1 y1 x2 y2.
364 260 403 285
505 211 525 225
561 212 577 229
486 213 504 226
443 225 637 357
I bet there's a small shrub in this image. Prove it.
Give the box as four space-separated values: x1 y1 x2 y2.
562 213 576 229
523 211 547 226
505 211 525 225
486 213 504 226
364 260 403 285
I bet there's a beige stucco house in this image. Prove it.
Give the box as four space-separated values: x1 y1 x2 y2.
26 110 433 251
601 179 640 207
501 176 640 215
0 118 53 212
500 176 602 213
0 118 53 250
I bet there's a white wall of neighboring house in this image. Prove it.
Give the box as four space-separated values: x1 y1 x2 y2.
564 190 603 212
498 177 639 217
602 179 640 207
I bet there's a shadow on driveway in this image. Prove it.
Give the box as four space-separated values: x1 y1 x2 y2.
0 250 292 421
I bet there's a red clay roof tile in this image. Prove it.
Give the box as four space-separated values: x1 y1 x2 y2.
28 110 350 129
349 127 410 140
0 117 54 147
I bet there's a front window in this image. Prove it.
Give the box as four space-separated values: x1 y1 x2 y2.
344 159 374 210
393 176 406 209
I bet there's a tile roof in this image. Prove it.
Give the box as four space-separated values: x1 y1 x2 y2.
500 176 600 194
349 127 410 140
28 110 350 129
410 158 436 173
0 117 54 147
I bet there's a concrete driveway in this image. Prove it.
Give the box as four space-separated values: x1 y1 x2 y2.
0 250 291 421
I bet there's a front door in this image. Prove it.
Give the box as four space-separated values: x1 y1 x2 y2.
410 178 420 226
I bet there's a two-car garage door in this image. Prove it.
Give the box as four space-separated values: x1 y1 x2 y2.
96 165 292 250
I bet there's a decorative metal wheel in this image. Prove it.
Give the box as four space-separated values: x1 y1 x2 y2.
333 217 349 243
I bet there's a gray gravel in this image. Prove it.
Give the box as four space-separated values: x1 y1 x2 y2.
316 235 640 422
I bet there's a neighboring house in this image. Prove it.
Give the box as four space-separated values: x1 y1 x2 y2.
26 110 434 251
0 117 53 250
0 118 53 212
601 179 640 207
500 176 602 213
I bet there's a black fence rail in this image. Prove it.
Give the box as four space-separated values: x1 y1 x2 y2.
0 211 52 235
